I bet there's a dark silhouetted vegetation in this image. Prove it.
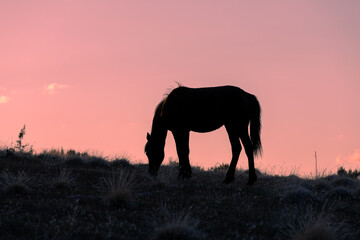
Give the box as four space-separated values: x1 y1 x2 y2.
0 147 359 239
337 166 360 179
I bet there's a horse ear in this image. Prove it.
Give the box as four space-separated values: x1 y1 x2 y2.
147 133 151 140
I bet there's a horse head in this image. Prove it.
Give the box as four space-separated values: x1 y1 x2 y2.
145 132 165 176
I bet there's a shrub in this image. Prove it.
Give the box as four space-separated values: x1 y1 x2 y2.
86 157 110 168
0 170 31 194
325 186 354 200
111 158 132 169
280 185 319 204
97 169 136 208
152 206 204 240
66 149 89 158
64 157 84 167
293 221 336 240
330 176 356 188
53 168 75 189
337 167 360 178
314 180 331 193
209 163 229 171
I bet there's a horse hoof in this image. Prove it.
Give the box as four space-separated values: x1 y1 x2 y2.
178 173 191 180
178 168 192 179
223 176 234 184
247 177 257 185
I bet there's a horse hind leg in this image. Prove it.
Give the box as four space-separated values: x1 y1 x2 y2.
224 125 242 184
240 132 257 185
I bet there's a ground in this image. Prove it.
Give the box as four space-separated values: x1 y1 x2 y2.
0 150 359 240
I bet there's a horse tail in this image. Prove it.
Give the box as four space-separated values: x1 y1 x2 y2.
250 95 262 157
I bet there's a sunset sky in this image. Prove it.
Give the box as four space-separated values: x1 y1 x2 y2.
1 1 359 175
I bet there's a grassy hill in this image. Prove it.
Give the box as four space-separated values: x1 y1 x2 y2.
0 149 359 240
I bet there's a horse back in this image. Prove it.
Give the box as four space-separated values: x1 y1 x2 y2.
161 86 254 132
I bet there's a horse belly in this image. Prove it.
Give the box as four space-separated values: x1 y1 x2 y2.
190 122 224 133
167 110 225 133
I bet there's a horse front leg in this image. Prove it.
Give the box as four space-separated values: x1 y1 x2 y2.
172 130 192 179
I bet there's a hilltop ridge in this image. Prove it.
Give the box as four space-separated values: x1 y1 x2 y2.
0 149 359 240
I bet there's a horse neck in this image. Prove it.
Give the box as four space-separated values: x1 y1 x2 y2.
150 110 168 149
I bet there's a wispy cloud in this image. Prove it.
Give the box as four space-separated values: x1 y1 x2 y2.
336 149 360 164
44 83 69 94
0 96 9 104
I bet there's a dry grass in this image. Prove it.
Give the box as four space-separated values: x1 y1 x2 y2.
151 205 204 240
97 169 136 208
0 170 32 194
0 149 359 239
293 221 336 240
53 168 75 189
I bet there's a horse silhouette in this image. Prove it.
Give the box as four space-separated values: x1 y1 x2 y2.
145 85 262 184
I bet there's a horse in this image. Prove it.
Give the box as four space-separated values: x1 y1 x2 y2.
145 85 262 184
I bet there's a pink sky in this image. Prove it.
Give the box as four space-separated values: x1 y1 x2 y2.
1 1 359 175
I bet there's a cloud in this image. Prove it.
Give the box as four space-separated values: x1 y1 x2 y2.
336 149 360 164
44 83 68 94
0 96 9 104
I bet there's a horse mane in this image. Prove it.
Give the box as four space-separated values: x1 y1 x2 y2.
155 83 184 118
154 100 164 119
163 82 183 98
